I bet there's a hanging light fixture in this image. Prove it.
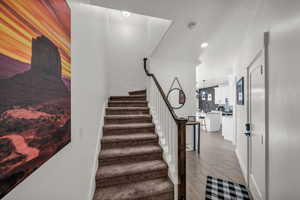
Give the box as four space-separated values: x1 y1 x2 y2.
201 80 207 100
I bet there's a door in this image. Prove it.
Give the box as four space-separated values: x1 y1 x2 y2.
247 52 266 200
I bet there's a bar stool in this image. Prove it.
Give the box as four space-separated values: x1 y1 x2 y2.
199 116 207 131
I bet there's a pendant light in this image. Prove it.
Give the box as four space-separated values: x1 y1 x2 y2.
202 80 207 100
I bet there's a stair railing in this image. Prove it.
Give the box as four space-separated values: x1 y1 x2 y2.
143 58 187 200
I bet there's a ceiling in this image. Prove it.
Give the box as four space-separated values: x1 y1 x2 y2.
89 0 259 87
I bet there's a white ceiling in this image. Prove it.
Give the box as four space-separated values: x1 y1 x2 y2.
89 0 258 86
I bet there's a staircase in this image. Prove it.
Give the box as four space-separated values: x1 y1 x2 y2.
93 90 174 200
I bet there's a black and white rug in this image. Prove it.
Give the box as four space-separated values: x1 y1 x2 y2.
206 176 250 200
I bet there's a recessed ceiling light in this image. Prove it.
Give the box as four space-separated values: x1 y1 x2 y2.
121 11 131 17
201 42 208 48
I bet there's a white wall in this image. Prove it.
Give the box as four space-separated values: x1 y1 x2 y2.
234 0 300 199
150 58 197 147
3 2 109 200
106 12 171 96
147 17 172 59
268 23 300 200
107 12 147 96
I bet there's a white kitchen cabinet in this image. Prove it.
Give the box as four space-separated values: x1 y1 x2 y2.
205 112 221 132
222 116 234 142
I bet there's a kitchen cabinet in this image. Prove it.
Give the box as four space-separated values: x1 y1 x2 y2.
204 112 222 132
222 115 234 142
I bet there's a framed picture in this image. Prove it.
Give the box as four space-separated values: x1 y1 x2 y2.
236 77 244 105
201 91 206 101
207 93 212 101
188 116 196 122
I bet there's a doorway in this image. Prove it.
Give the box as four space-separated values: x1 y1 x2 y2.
246 33 269 200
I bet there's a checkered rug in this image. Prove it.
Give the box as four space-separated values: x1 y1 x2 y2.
206 176 250 200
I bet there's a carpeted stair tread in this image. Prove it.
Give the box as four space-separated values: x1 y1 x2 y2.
106 107 150 115
104 123 154 130
106 107 149 110
108 100 148 103
93 178 173 200
110 95 146 101
97 160 167 179
105 114 151 119
104 114 152 124
101 133 158 149
110 95 146 98
99 145 161 159
95 160 168 188
103 123 155 135
108 101 148 107
102 133 157 143
128 89 146 96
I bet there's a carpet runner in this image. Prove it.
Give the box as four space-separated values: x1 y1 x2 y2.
93 90 174 200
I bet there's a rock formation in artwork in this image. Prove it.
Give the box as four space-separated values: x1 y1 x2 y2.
0 36 69 114
31 36 62 78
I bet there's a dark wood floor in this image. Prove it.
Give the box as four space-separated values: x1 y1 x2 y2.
186 131 245 200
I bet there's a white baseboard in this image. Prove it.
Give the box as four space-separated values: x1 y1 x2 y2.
250 174 263 200
88 101 106 200
235 149 265 200
235 148 247 182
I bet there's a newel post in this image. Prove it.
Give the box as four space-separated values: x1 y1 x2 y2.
177 118 187 200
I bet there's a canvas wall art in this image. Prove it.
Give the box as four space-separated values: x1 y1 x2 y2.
0 0 71 198
236 77 244 105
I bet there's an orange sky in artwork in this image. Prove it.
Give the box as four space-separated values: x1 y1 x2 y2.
0 0 71 79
